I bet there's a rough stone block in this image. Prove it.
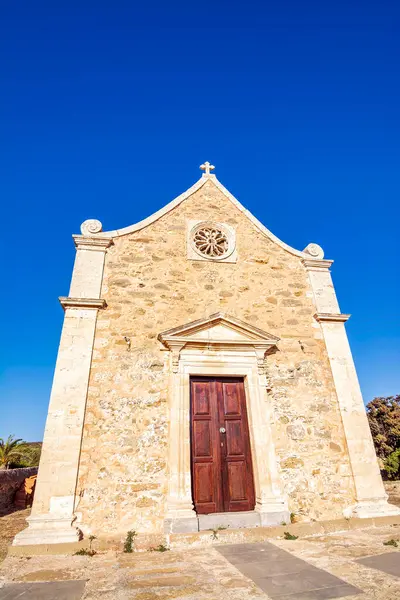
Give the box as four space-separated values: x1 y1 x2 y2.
321 519 350 533
259 510 290 527
373 515 400 528
163 517 199 534
198 511 260 531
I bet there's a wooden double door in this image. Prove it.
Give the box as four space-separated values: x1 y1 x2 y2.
190 376 256 514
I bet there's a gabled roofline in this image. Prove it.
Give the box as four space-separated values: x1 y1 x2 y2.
78 172 325 260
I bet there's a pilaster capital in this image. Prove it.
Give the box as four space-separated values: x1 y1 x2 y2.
253 344 272 375
166 341 187 373
59 297 107 310
73 235 114 252
302 258 333 271
314 312 351 323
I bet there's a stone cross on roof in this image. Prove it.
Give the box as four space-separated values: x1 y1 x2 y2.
200 161 215 176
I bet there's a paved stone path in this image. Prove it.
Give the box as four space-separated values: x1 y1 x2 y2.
0 580 86 599
357 551 400 579
2 526 400 598
217 542 362 599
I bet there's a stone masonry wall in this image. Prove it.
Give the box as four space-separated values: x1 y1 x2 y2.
75 179 356 536
0 467 38 513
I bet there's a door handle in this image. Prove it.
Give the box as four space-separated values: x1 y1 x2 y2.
219 427 226 433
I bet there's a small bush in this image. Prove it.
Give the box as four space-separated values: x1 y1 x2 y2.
124 530 137 553
74 548 96 556
74 534 97 556
150 544 169 552
283 531 298 540
383 539 398 547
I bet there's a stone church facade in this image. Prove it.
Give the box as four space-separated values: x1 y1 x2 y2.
14 164 398 546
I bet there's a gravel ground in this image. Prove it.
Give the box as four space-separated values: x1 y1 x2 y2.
0 509 30 563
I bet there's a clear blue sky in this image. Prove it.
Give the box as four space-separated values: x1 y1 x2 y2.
1 1 399 441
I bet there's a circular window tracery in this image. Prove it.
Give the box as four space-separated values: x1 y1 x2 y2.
190 222 234 260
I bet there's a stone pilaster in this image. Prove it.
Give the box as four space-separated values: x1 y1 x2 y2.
14 221 113 546
304 258 400 518
164 360 199 534
250 349 289 525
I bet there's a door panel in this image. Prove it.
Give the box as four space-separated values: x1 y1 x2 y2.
192 421 212 457
225 421 244 455
193 463 214 504
219 379 255 512
227 462 247 501
192 383 211 415
190 377 255 514
223 383 242 415
190 379 221 514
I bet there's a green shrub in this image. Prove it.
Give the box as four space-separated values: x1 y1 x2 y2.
124 530 137 553
74 534 97 556
385 449 400 479
150 544 169 552
383 539 398 547
74 548 96 556
283 531 298 540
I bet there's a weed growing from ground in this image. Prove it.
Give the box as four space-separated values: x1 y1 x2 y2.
211 525 228 540
74 548 96 556
124 530 137 553
74 534 97 556
384 539 399 547
149 544 169 552
283 531 298 540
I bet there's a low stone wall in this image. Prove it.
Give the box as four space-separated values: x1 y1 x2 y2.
0 468 38 513
384 480 400 507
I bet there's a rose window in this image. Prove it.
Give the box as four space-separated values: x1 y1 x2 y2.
193 226 229 258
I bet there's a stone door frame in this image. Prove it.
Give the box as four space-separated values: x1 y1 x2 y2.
163 346 289 533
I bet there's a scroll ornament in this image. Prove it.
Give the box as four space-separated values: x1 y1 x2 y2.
80 219 103 236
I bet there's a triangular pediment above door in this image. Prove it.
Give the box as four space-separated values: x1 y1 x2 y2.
158 312 279 350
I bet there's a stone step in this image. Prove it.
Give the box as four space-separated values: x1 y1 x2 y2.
168 514 400 549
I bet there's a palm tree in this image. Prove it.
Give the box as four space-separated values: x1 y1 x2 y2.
0 435 27 469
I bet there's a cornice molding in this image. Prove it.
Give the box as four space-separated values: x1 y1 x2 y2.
302 258 334 271
72 235 114 251
59 297 107 310
314 312 351 323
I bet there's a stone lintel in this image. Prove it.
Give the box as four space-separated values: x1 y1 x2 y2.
59 297 107 310
73 235 113 251
315 312 351 323
302 258 334 271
